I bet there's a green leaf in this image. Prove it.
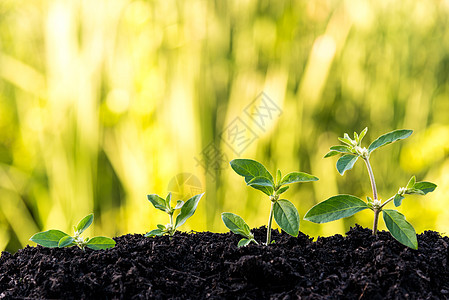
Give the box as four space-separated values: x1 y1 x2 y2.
394 194 405 207
336 154 359 175
30 230 70 248
280 172 318 186
58 236 75 248
147 194 168 212
165 192 172 208
406 176 416 189
230 159 274 184
330 145 352 153
247 176 274 196
86 237 116 250
324 150 340 158
276 169 281 187
413 182 437 194
405 188 425 196
145 229 165 237
382 209 418 249
174 200 184 210
276 185 289 195
358 127 368 145
338 137 352 146
368 129 413 153
156 224 166 230
304 195 369 223
273 199 300 237
175 193 204 229
76 214 93 234
221 212 252 238
237 238 252 247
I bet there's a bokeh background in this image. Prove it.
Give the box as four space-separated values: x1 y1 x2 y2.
1 0 448 253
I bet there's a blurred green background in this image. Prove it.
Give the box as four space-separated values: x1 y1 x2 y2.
1 0 448 253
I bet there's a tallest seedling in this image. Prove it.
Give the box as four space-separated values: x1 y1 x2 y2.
304 128 437 249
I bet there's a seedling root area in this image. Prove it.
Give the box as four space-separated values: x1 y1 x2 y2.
1 225 448 299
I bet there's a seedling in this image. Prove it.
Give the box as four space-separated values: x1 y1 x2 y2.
145 192 204 237
223 159 318 246
30 214 116 250
304 128 437 249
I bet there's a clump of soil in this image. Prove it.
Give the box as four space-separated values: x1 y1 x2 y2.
1 225 448 299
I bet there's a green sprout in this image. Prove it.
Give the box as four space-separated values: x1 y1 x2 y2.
304 128 437 249
145 192 204 237
30 214 116 250
222 159 318 246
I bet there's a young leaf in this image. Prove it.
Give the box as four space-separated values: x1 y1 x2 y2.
156 224 166 230
145 228 165 237
237 238 252 247
58 236 75 248
382 209 418 249
276 169 281 187
86 236 116 250
405 188 425 196
336 154 359 175
406 176 416 189
230 159 274 184
324 150 340 158
338 137 353 146
30 230 70 248
247 176 274 196
368 129 413 153
330 145 352 153
304 195 369 223
394 194 405 207
174 200 184 210
413 182 437 194
76 214 93 234
273 199 300 237
280 172 319 186
358 127 368 144
276 185 289 195
175 193 204 229
165 192 172 208
147 194 168 212
221 212 252 237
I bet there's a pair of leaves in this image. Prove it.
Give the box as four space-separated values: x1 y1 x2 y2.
147 193 184 214
29 214 116 250
325 129 413 175
230 159 318 196
304 195 418 249
222 198 300 246
394 176 438 207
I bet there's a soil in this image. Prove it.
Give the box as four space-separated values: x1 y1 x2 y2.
1 225 448 299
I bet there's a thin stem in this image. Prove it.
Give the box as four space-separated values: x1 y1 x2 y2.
363 158 378 201
169 212 175 236
266 201 275 245
372 209 380 235
363 157 380 235
379 195 395 210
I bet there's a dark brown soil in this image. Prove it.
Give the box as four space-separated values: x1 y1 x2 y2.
1 225 448 299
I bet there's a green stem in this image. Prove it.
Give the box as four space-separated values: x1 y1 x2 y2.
363 157 380 235
363 158 378 201
373 209 380 235
266 201 275 245
169 212 175 236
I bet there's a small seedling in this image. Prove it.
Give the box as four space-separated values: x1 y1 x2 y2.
145 192 204 237
223 159 318 246
30 214 116 250
304 128 437 249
